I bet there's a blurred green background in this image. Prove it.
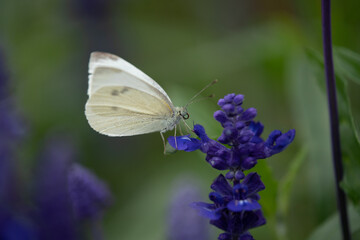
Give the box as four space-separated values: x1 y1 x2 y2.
1 0 360 239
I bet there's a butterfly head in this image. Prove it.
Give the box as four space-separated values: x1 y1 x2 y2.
175 107 189 120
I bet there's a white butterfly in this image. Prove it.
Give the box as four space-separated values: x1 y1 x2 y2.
85 52 189 141
85 52 216 149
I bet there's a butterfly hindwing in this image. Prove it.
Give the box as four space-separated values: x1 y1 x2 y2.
85 86 173 136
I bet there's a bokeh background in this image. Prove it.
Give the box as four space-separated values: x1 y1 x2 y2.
1 0 360 240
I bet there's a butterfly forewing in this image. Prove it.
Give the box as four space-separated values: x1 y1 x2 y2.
88 52 174 109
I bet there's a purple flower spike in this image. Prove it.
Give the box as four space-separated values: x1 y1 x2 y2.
167 93 294 239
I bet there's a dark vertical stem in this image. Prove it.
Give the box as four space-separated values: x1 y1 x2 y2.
321 0 351 239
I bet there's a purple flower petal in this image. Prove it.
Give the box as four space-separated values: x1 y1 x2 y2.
242 173 265 196
214 110 228 124
233 94 244 105
240 108 257 121
210 215 228 232
265 129 296 156
242 210 266 230
190 202 222 220
248 121 264 137
227 199 261 212
209 192 225 205
168 135 201 152
208 157 228 170
224 93 236 103
210 174 232 196
193 124 210 142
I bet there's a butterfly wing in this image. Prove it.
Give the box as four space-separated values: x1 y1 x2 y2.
85 52 176 136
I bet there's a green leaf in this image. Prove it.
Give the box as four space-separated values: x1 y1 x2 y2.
345 80 360 146
307 204 360 240
305 48 350 122
340 123 360 215
277 147 308 217
306 47 360 212
333 48 360 145
334 47 360 85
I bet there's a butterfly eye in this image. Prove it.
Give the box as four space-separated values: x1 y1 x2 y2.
182 113 190 120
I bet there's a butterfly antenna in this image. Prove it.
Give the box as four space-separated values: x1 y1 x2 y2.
185 79 218 108
187 94 215 106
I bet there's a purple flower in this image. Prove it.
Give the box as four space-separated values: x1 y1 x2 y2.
0 52 34 239
68 163 112 220
168 93 295 239
0 48 112 240
34 137 112 240
34 138 78 240
168 135 201 152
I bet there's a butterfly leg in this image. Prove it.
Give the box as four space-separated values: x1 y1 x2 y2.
179 122 184 135
160 132 166 154
182 119 192 134
174 124 178 149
